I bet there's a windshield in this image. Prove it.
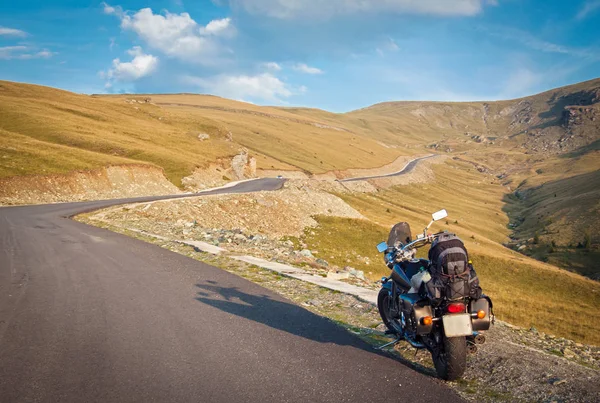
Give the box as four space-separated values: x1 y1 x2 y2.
387 222 413 247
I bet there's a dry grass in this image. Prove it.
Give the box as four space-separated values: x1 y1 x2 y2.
0 81 240 185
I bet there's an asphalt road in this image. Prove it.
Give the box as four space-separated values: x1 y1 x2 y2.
0 178 463 402
339 155 435 182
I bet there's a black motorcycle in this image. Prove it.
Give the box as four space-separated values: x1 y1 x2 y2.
375 209 493 381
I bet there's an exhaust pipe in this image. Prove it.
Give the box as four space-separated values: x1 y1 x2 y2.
467 344 478 354
474 334 486 345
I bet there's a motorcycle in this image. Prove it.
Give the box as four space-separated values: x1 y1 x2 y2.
375 209 493 381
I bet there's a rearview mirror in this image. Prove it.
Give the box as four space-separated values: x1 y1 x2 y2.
376 241 388 253
432 209 448 222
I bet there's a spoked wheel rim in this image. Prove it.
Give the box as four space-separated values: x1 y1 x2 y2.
379 293 403 334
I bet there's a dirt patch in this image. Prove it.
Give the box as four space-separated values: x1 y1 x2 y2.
91 187 364 239
0 164 179 205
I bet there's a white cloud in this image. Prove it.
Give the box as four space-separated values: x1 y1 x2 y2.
104 46 158 81
184 72 295 103
101 2 124 17
262 62 282 71
110 7 233 64
376 38 400 56
221 0 490 19
0 27 28 37
576 1 600 20
293 63 323 74
0 46 55 60
199 17 235 37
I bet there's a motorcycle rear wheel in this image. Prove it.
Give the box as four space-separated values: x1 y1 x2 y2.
432 336 467 381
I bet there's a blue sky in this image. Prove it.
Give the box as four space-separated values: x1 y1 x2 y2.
1 0 599 112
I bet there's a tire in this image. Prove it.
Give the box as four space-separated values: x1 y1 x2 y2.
432 336 467 381
377 288 396 332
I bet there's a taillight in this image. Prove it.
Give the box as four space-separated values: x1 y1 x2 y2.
447 303 466 314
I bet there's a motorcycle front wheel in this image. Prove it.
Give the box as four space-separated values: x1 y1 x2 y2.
432 336 467 381
377 288 397 333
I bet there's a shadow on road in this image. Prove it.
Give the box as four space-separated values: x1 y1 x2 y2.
194 281 437 377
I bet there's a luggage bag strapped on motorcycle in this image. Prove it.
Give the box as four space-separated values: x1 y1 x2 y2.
426 233 482 301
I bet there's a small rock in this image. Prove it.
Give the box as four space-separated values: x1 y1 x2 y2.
300 249 314 258
283 240 294 248
233 234 247 243
550 378 567 386
562 348 576 358
348 268 366 281
518 245 527 251
316 258 329 267
197 133 210 141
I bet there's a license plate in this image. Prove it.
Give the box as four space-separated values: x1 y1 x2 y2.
442 313 473 337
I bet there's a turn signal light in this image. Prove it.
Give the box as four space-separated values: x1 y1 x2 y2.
476 310 486 319
447 303 466 314
422 316 433 326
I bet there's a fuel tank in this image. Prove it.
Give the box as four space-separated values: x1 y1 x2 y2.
391 263 411 290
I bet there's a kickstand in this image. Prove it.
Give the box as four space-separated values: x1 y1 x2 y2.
376 336 402 350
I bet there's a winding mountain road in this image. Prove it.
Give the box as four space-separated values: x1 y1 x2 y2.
339 154 435 182
0 178 462 402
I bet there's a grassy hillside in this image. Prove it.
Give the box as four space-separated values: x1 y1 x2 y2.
0 81 239 185
0 81 407 185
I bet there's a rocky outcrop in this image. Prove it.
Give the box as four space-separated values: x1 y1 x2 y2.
231 150 257 180
0 165 179 205
181 151 257 191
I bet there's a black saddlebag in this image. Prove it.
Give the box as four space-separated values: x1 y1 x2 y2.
427 233 471 300
470 296 493 331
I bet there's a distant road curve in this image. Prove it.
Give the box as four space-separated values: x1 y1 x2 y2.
339 154 436 183
0 177 462 403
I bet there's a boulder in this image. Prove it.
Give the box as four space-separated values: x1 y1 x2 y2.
300 249 314 258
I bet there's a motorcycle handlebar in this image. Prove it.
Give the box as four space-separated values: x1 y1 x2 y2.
399 231 445 252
